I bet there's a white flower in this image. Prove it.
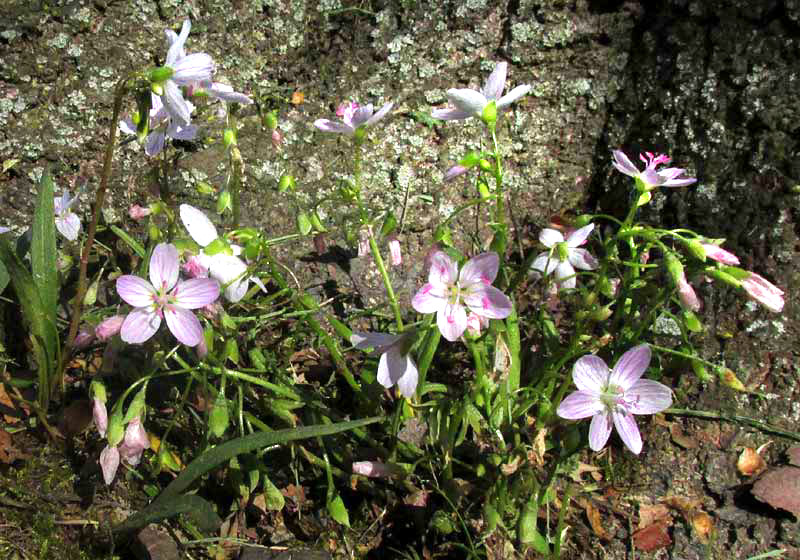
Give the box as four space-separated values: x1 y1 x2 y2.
54 190 81 241
432 62 531 121
531 224 598 290
119 94 197 156
351 331 418 398
179 204 265 302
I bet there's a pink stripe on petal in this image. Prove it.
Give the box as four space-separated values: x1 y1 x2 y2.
164 305 203 346
612 411 642 454
173 278 220 309
538 228 564 247
483 62 507 100
459 252 499 287
427 251 457 286
626 379 673 415
557 390 603 419
464 285 512 319
609 344 651 390
149 243 180 292
572 355 610 393
100 445 120 485
437 302 467 342
589 413 613 451
566 224 595 248
116 275 156 308
121 308 161 344
412 283 446 314
568 248 598 271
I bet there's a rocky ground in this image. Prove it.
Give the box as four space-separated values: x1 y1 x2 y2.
0 0 799 558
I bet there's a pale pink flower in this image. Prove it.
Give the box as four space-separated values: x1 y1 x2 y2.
412 252 512 342
92 398 108 438
466 312 489 336
74 326 95 349
352 460 402 479
432 61 531 121
118 417 150 467
557 345 672 454
531 224 598 290
99 445 120 485
128 204 152 221
314 100 394 136
271 129 283 149
119 93 197 157
742 272 784 313
701 243 740 265
54 190 81 241
388 235 402 266
677 274 701 312
611 150 696 189
116 243 219 346
351 331 418 398
444 165 469 182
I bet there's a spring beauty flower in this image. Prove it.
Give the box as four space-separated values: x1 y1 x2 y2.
351 331 418 398
54 190 81 241
99 416 150 485
531 224 598 290
154 19 215 127
557 344 672 454
179 204 266 302
119 93 197 156
412 251 512 341
116 243 219 346
702 243 740 265
742 272 784 313
432 61 531 122
314 100 394 136
612 150 697 190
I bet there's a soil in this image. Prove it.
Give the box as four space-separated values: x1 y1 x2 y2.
0 0 799 558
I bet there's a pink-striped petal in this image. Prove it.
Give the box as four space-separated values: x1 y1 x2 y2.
120 308 161 344
431 108 473 121
554 260 577 289
538 228 563 247
437 302 467 342
149 243 180 292
589 413 613 451
314 119 354 135
100 445 120 485
165 19 190 66
116 275 156 308
164 305 204 346
463 284 512 319
161 80 191 126
557 390 603 420
179 204 218 247
612 411 642 454
625 379 673 415
482 62 507 100
427 251 458 286
496 84 531 109
568 248 598 271
446 88 487 116
172 278 220 309
611 150 639 177
170 53 214 85
572 354 610 393
609 344 651 390
412 283 447 314
459 252 499 287
566 224 595 248
365 102 393 127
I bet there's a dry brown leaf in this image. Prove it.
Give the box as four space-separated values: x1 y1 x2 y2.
788 447 800 468
690 511 714 543
661 495 703 514
583 501 611 541
501 456 521 476
0 382 23 424
669 422 697 449
0 428 12 463
737 447 767 476
751 466 800 515
638 503 671 530
291 91 304 105
570 462 603 483
633 521 671 552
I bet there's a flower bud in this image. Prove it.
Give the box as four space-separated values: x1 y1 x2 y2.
664 253 685 286
263 110 278 131
481 100 497 126
310 210 326 233
216 190 232 214
278 174 296 193
691 359 713 382
223 128 237 148
96 315 125 341
682 309 703 332
719 367 746 391
701 243 740 265
388 235 402 266
209 393 229 438
478 159 493 172
271 129 283 149
128 204 151 221
296 212 312 235
380 211 398 237
459 151 481 168
134 88 152 144
148 223 161 242
685 239 706 261
147 66 174 84
477 180 491 200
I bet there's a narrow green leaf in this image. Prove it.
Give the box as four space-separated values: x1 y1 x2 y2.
113 494 220 535
0 259 8 294
109 224 146 259
156 416 382 504
31 170 58 320
327 494 350 527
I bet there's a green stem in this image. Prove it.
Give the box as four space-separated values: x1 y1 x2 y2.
665 408 800 443
368 233 403 330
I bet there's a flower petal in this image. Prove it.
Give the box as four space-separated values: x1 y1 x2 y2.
56 213 81 241
431 107 473 121
531 252 560 276
396 355 419 398
93 398 108 438
496 84 531 109
161 80 191 127
208 82 252 104
165 19 190 66
557 390 603 419
179 204 218 247
116 275 156 308
626 379 673 415
459 252 499 287
445 88 487 116
100 445 120 485
168 122 197 141
612 410 642 454
365 102 393 127
427 251 458 286
437 302 467 342
609 344 651 390
412 283 447 314
566 223 595 248
149 243 180 292
207 254 248 302
568 248 598 271
554 260 577 289
482 62 507 100
172 278 220 309
170 53 214 84
314 119 354 135
589 413 613 451
351 331 401 354
120 308 161 344
464 284 512 319
539 228 563 247
351 104 374 128
612 150 639 177
164 305 204 346
572 354 610 392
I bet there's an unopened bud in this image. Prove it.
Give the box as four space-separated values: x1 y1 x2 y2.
209 394 229 438
296 212 312 235
216 190 232 214
477 180 491 200
278 174 295 193
719 368 746 391
223 128 237 148
263 110 278 131
481 100 497 126
685 239 706 261
478 159 493 172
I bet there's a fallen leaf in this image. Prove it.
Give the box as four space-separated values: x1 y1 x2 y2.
633 520 671 552
570 462 603 483
583 501 611 541
751 466 800 515
291 91 304 105
690 511 713 543
669 422 697 449
638 503 671 530
0 383 23 424
788 447 800 468
661 495 703 514
501 456 521 476
737 447 767 476
0 428 12 463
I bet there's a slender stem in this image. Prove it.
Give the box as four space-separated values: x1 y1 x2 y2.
665 407 800 443
62 77 128 367
368 233 403 330
490 126 504 230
